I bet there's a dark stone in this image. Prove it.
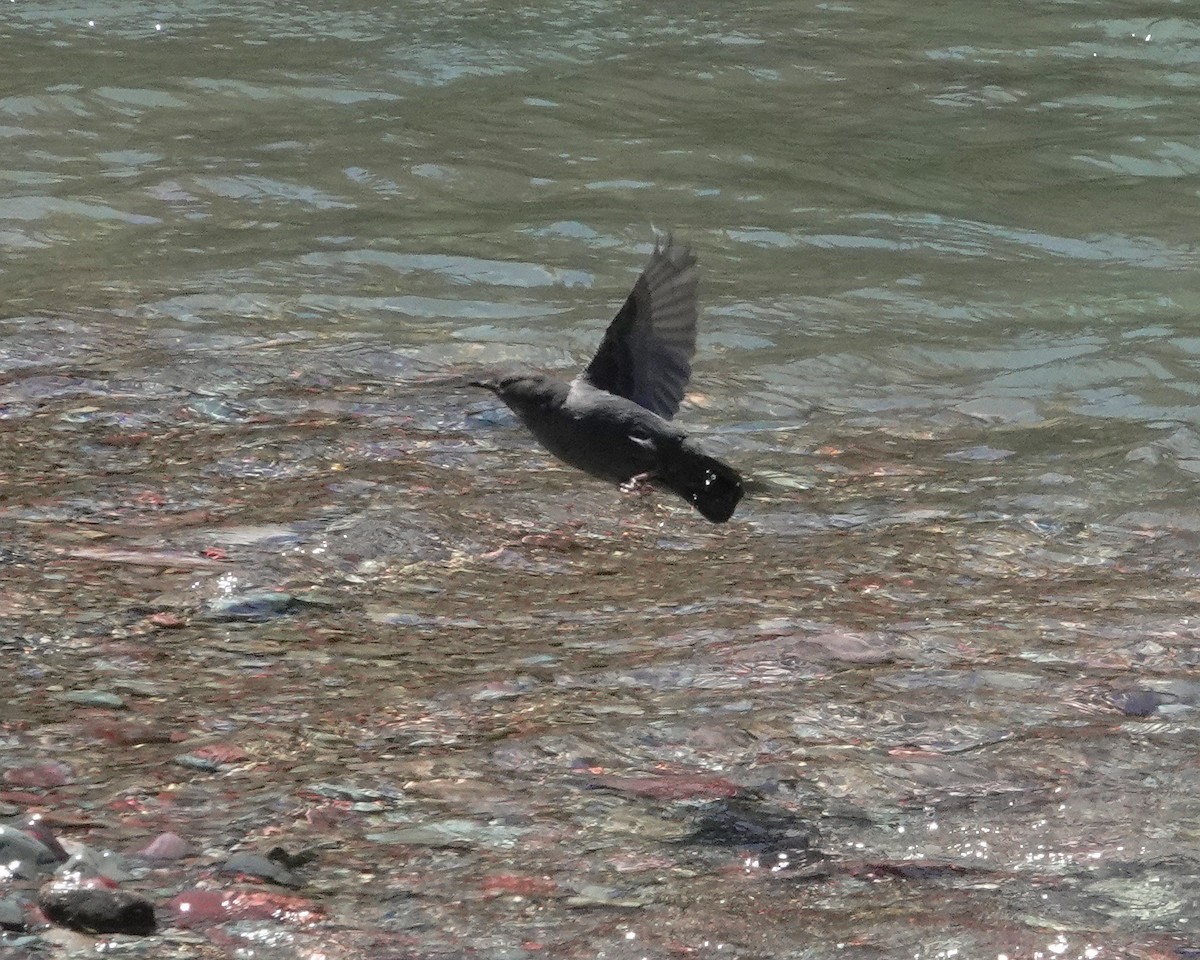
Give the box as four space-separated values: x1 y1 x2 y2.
1111 689 1176 717
38 887 157 936
266 845 318 870
0 895 31 931
678 798 820 854
219 851 302 888
173 753 220 773
202 591 296 622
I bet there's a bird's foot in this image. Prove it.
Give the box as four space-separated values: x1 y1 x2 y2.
620 472 658 496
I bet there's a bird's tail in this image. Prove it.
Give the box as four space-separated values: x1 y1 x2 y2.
657 443 744 523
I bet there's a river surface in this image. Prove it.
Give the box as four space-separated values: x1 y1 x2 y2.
2 2 1199 958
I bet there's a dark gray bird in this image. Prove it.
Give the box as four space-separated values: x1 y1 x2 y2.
471 236 743 523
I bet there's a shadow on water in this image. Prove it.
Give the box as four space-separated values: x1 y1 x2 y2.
2 314 1199 956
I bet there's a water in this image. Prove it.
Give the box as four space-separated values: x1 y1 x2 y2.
3 1 1199 957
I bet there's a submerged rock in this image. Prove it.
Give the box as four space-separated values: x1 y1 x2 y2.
678 797 821 856
1111 689 1177 717
11 816 70 863
58 846 135 883
173 753 221 773
3 761 74 789
0 894 30 931
0 825 63 879
365 819 528 850
59 689 126 709
202 591 297 621
219 851 303 888
169 887 325 929
38 885 157 936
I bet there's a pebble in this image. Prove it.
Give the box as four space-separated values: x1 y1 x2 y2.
365 825 474 849
943 445 1015 463
564 883 647 908
173 753 221 772
307 781 403 803
954 397 1040 424
365 819 528 850
186 396 243 422
136 832 190 861
60 689 126 709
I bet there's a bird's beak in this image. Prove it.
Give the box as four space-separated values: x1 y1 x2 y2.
458 369 499 392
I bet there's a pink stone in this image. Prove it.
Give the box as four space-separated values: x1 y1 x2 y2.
3 761 74 788
136 832 190 861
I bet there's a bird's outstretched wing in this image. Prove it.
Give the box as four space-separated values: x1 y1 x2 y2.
577 235 698 420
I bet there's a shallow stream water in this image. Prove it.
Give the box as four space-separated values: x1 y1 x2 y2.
3 2 1200 958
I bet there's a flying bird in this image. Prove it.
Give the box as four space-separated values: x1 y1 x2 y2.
471 236 743 523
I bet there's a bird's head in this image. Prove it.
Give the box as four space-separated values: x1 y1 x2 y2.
466 369 566 413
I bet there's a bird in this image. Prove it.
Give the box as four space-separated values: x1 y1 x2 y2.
471 235 743 523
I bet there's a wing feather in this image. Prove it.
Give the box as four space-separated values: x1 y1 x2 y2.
577 235 699 420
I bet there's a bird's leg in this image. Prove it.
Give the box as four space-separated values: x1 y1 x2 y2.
620 472 658 496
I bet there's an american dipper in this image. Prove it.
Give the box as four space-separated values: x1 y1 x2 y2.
472 236 743 523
